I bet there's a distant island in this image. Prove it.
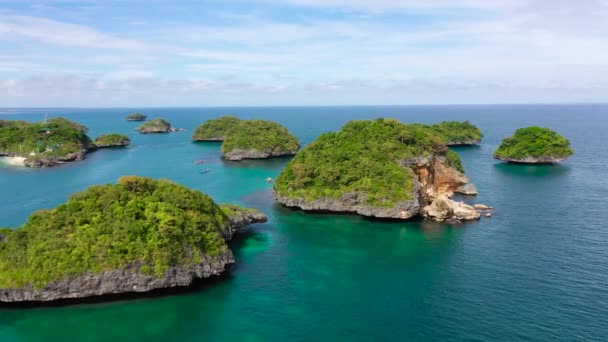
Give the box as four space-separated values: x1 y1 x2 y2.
136 118 172 134
92 134 131 148
494 126 573 163
126 113 147 121
0 176 267 304
430 121 483 146
193 117 300 161
274 118 487 222
0 117 127 168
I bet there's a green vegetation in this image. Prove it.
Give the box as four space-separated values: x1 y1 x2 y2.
126 113 147 121
493 126 573 161
221 120 300 155
0 117 92 158
274 118 452 207
93 134 130 147
431 121 483 145
136 118 171 133
0 176 257 289
192 116 241 141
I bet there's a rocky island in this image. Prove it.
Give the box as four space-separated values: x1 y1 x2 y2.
126 113 147 121
0 176 267 304
493 126 573 163
91 134 131 148
274 118 483 222
430 121 483 146
192 116 241 141
193 117 300 161
136 118 172 134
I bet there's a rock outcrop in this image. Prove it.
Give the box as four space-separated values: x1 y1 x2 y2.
23 149 87 168
422 196 480 223
494 156 568 164
224 148 298 161
0 254 234 303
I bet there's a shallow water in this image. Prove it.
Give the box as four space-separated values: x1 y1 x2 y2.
1 105 607 341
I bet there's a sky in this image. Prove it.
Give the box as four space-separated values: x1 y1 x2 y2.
0 0 607 107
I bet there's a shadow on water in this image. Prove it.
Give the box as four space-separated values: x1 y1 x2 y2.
221 156 293 169
493 161 570 177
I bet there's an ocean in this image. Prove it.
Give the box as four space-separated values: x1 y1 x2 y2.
1 105 607 341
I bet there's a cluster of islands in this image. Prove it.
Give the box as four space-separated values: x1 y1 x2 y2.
0 113 574 305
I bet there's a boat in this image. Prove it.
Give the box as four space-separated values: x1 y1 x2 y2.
193 160 206 164
266 177 273 183
200 169 211 173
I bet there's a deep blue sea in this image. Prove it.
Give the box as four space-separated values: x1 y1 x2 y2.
0 105 607 341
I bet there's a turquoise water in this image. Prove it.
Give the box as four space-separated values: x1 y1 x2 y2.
1 105 607 341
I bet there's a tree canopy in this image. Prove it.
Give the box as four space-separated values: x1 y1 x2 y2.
221 120 300 155
192 116 241 141
430 121 483 145
93 134 130 147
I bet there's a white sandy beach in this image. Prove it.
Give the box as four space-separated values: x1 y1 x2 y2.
0 156 26 166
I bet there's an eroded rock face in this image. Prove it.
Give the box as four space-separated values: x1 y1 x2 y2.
494 156 567 164
276 192 421 220
224 149 297 161
92 139 130 149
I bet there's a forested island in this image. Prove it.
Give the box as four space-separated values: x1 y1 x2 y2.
92 134 131 148
136 118 173 134
0 176 267 303
126 113 147 121
274 118 485 222
430 121 483 145
193 117 300 161
0 117 127 168
494 126 573 163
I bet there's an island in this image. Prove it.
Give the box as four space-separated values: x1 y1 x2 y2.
136 118 172 134
192 116 241 141
0 117 131 168
91 134 131 148
126 113 147 121
493 126 573 163
0 176 267 304
430 121 484 146
193 117 300 161
274 118 484 223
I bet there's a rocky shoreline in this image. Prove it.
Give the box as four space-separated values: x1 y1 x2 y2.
224 148 297 161
494 156 567 164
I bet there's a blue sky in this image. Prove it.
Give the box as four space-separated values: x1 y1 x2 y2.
0 0 607 106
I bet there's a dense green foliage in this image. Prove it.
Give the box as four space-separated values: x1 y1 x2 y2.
0 176 254 289
493 126 573 160
192 116 241 141
126 113 147 121
431 121 483 144
274 118 451 207
0 118 92 158
93 134 130 147
221 120 300 154
136 118 171 132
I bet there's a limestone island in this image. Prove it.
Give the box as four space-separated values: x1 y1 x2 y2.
430 121 484 146
493 126 573 164
126 113 147 122
136 118 172 134
193 117 300 161
0 117 126 168
192 116 241 141
274 118 485 223
91 134 131 149
0 176 267 304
